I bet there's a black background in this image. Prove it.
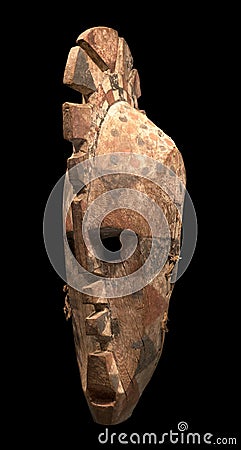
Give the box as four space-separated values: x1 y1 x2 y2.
21 4 239 449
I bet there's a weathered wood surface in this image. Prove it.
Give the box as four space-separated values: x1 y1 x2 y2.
63 26 186 425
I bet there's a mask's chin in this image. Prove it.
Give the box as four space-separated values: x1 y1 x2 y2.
85 349 142 425
86 350 123 424
87 388 138 426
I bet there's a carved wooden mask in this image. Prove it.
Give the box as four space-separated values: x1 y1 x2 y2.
62 26 186 425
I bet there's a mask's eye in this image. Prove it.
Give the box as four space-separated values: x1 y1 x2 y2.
101 236 122 252
98 227 139 264
100 228 122 253
89 227 142 275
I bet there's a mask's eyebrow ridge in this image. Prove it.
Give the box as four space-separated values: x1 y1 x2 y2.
77 38 109 72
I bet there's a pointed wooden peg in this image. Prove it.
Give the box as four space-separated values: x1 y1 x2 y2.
115 37 133 79
63 46 96 95
76 27 119 72
85 307 112 337
62 102 92 142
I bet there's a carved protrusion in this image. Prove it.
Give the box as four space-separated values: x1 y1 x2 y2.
114 37 133 79
128 68 141 99
85 308 112 337
76 27 119 72
63 102 92 142
87 351 124 405
63 46 96 95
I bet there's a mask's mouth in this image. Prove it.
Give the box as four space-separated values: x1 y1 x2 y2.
85 349 141 425
89 395 116 407
86 351 124 406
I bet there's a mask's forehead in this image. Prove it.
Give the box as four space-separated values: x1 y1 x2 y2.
96 101 186 182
